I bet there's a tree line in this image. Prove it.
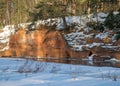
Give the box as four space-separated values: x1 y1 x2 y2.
0 0 119 28
0 0 40 28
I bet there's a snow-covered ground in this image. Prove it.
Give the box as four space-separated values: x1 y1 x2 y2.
0 58 120 86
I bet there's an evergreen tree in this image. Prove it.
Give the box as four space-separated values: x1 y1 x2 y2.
29 0 82 30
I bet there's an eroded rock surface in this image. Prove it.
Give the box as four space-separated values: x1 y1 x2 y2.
1 29 90 64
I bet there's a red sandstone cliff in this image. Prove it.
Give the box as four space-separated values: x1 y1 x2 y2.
1 28 120 67
2 29 90 63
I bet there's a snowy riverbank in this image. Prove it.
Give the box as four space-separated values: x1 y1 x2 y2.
0 58 120 86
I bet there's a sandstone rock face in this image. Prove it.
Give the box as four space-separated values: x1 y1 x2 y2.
91 46 120 67
115 39 120 45
2 29 90 63
1 28 120 67
91 46 120 59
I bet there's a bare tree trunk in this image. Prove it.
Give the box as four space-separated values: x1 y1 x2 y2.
119 0 120 8
66 0 76 15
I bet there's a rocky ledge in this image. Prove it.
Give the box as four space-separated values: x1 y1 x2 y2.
0 27 120 67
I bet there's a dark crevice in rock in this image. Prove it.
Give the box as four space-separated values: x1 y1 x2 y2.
89 51 93 56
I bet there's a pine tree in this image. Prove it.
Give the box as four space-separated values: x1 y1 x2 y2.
29 0 68 30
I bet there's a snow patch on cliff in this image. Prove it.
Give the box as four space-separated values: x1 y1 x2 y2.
95 32 109 40
0 25 15 51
